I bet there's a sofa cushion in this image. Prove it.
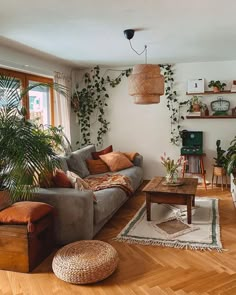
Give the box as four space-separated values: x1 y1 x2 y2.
58 155 69 172
66 171 97 203
0 201 54 232
93 188 128 224
67 145 96 178
53 169 72 188
92 145 113 160
86 159 109 175
99 152 133 172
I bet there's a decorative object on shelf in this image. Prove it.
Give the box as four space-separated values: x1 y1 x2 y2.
71 66 131 147
232 107 236 116
208 80 226 93
124 29 164 104
187 78 204 94
210 96 230 116
160 153 185 184
230 80 236 92
202 104 209 116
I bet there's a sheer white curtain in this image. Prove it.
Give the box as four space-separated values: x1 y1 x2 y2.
54 71 71 143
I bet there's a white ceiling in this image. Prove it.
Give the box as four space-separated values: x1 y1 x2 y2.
1 0 236 68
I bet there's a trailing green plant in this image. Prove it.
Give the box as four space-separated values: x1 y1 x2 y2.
160 64 189 145
0 74 69 201
72 66 132 147
208 80 226 91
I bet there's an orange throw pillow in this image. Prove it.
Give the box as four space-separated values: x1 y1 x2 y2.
99 152 133 172
86 159 110 174
92 145 113 160
0 201 54 232
52 169 72 188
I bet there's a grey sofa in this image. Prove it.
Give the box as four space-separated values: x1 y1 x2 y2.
33 145 143 245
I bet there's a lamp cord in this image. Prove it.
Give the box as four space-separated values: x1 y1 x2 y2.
129 40 147 63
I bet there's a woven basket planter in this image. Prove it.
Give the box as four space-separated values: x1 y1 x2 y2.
52 240 119 284
213 166 226 176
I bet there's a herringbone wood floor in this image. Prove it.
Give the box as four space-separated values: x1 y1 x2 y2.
1 183 236 295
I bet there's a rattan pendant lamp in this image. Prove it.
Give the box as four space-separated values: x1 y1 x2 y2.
124 29 164 104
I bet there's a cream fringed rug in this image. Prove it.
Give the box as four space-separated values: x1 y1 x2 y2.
114 198 224 252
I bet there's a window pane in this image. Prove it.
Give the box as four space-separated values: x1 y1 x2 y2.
0 77 21 109
28 82 50 126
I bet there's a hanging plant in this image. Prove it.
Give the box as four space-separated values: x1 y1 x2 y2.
72 66 132 147
160 64 189 146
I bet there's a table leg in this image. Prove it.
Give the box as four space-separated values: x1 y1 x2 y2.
192 195 195 207
187 196 192 224
146 194 151 221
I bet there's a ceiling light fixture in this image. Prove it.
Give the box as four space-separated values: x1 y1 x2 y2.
124 29 164 104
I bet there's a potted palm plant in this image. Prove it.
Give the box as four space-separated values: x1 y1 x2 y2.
0 74 69 202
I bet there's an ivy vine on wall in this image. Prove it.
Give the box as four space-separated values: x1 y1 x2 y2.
160 64 189 145
72 64 189 148
71 66 132 147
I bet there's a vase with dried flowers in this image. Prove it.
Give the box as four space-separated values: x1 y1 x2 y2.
160 153 185 184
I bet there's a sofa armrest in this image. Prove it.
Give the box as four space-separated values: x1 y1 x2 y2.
133 155 143 167
32 188 94 245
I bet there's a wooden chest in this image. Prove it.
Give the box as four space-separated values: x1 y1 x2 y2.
0 213 54 273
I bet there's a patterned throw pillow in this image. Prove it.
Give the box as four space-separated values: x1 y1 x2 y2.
86 159 110 174
91 145 113 160
66 171 97 203
99 152 133 172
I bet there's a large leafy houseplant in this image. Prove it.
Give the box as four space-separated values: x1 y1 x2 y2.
225 136 236 175
0 74 68 201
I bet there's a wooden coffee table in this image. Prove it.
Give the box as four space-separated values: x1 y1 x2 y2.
142 177 198 224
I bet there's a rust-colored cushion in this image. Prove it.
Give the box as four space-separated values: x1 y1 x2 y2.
86 159 110 174
0 201 54 232
52 169 72 188
92 145 113 160
39 171 54 188
99 152 133 172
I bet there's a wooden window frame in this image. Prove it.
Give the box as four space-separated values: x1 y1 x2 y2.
0 68 54 125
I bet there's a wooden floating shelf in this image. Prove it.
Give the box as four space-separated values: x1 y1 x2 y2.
186 91 234 95
186 115 236 119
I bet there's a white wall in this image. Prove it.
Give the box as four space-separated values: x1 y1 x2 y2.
0 44 72 77
72 60 236 181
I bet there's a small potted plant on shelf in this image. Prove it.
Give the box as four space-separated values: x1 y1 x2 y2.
188 95 202 112
213 140 227 177
208 80 227 93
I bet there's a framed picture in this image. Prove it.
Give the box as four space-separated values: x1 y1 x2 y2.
187 78 205 93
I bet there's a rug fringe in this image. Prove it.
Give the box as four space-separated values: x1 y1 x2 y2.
113 236 226 252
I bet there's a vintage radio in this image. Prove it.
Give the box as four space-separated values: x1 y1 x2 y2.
180 130 203 155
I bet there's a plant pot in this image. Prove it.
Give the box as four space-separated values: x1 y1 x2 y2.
192 104 201 112
213 86 220 93
213 166 226 176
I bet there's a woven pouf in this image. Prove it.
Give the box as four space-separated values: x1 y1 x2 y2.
52 240 119 284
